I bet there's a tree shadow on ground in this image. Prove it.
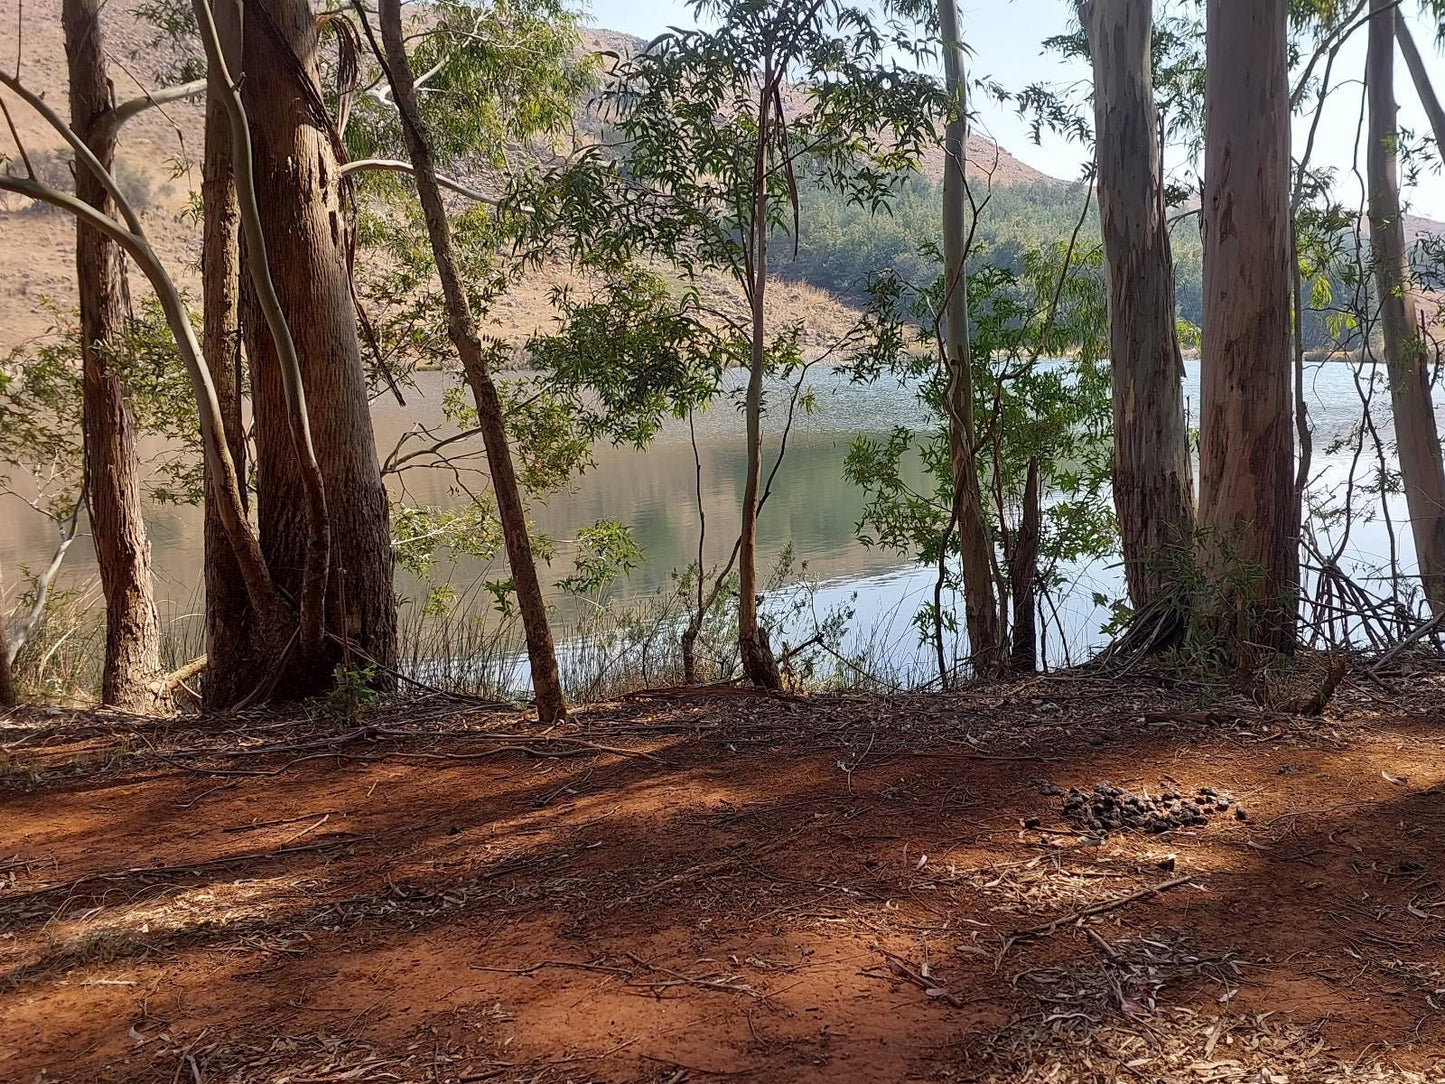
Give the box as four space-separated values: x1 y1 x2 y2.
3 672 1445 1082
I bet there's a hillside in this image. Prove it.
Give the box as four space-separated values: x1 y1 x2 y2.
0 5 1061 360
578 27 1059 190
4 1 1439 364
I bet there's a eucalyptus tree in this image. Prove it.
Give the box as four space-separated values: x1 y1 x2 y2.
1365 0 1445 613
198 0 251 706
370 0 567 720
61 0 201 709
1198 0 1297 655
584 0 939 688
1080 0 1196 627
938 0 1003 673
231 0 397 699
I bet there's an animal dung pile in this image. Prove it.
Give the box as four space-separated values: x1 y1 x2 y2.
1041 781 1246 835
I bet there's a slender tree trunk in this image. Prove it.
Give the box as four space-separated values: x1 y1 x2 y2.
1083 0 1196 618
1008 458 1041 673
0 69 283 645
1370 0 1445 612
737 64 782 692
372 0 566 721
62 0 168 711
239 0 395 697
0 563 16 709
200 0 254 707
1198 0 1297 655
1396 12 1445 154
938 0 1002 676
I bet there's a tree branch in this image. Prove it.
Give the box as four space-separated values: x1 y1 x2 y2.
339 157 501 205
1397 10 1445 154
95 78 207 145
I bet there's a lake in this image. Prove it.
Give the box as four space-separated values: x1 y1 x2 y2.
0 358 1430 684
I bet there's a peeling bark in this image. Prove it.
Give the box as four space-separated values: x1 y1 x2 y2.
239 0 395 697
1083 0 1196 618
1198 0 1297 654
199 0 256 707
1369 0 1445 612
62 0 167 711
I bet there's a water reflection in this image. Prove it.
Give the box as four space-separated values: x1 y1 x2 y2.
0 361 1432 677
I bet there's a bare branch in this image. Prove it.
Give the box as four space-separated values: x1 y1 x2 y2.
340 157 501 205
96 78 206 145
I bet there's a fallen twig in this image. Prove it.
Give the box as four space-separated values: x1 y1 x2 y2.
0 835 373 905
471 959 631 978
1004 874 1196 947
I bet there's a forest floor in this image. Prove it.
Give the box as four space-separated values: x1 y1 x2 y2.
5 662 1445 1082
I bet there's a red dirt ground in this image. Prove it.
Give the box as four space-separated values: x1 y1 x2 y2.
4 667 1445 1082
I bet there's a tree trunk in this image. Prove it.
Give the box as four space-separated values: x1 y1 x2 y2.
0 563 16 709
199 0 255 708
239 0 395 697
373 0 566 721
1370 0 1445 612
1008 457 1041 673
1198 0 1297 655
62 0 168 712
1396 12 1445 154
1083 0 1196 618
737 66 782 692
938 0 1003 678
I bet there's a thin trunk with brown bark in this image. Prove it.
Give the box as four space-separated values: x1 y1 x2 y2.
1083 0 1196 617
1370 0 1445 612
0 69 284 648
372 0 566 721
199 0 255 707
737 60 782 692
62 0 168 712
939 0 1002 677
1008 458 1041 673
0 563 16 709
1198 0 1297 654
238 0 395 697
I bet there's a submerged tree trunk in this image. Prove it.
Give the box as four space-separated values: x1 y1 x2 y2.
938 0 1002 678
239 0 395 697
62 0 168 712
1083 0 1196 619
1198 0 1297 655
373 0 566 721
199 0 255 708
1369 0 1445 613
737 65 782 692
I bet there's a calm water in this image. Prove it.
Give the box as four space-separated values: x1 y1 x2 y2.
0 360 1430 678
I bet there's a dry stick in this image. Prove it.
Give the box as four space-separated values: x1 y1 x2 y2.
0 835 373 905
871 947 968 1008
471 959 632 978
1004 874 1195 947
621 827 809 905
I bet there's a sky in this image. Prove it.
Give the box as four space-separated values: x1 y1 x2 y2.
581 0 1445 222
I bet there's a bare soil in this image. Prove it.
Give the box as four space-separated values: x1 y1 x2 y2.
5 666 1445 1082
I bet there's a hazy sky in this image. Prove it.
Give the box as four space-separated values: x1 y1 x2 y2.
583 0 1445 221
